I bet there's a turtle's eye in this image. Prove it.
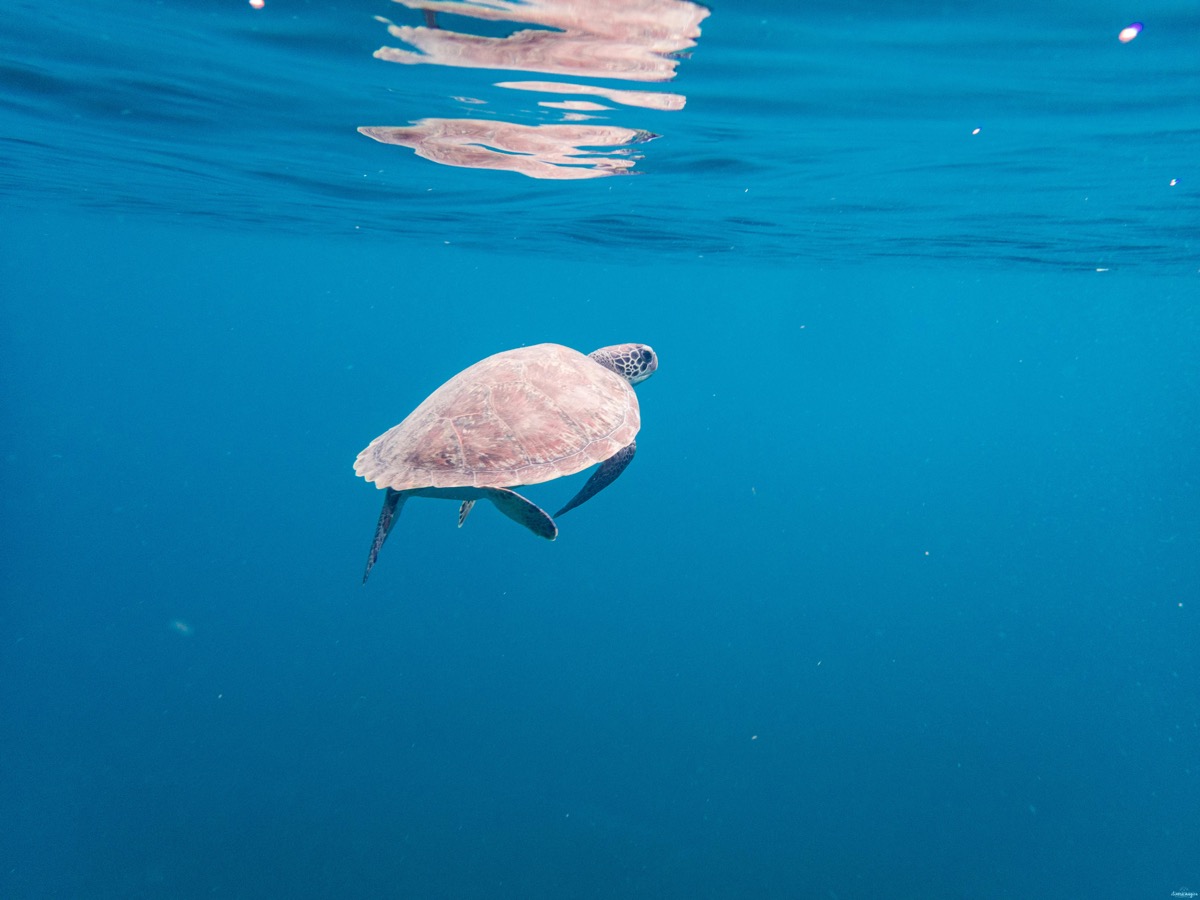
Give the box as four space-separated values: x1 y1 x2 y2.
640 349 653 364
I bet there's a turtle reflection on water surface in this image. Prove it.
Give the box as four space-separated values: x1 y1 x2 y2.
354 342 657 582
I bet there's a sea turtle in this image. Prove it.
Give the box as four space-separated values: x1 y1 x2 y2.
354 342 657 582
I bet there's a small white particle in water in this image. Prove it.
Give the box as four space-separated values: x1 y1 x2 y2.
1118 22 1142 43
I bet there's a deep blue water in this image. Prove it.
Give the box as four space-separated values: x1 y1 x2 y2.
2 1 1198 898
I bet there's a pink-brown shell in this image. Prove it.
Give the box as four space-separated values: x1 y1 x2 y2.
354 343 640 491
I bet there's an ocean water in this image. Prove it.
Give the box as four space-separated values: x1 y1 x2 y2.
1 1 1197 898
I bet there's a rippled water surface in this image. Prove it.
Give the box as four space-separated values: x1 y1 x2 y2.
3 0 1196 267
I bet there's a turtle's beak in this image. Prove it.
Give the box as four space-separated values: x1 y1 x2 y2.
629 344 658 385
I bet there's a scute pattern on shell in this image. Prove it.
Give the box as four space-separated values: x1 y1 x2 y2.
354 344 640 491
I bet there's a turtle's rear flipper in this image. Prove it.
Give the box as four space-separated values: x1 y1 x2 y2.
363 488 407 583
484 488 557 540
554 442 636 517
457 500 476 528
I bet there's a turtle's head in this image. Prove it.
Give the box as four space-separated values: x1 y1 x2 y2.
590 344 658 386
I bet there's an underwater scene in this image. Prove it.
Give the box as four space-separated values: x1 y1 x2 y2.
2 0 1197 897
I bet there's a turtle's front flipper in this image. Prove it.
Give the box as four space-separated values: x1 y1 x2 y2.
483 488 558 540
457 500 476 528
554 441 636 517
363 488 407 583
